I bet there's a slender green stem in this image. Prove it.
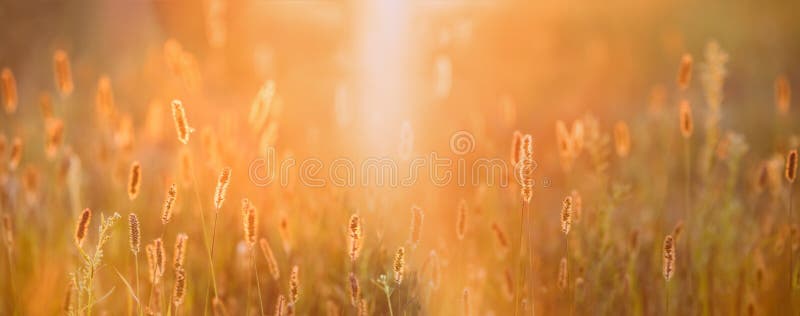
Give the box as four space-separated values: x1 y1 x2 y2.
251 248 265 316
513 198 526 316
134 253 141 316
384 288 394 316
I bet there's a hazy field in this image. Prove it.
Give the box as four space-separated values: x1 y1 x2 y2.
1 1 799 315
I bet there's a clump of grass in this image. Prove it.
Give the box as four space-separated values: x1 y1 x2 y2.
74 211 121 316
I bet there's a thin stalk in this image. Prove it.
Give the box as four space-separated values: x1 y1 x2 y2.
790 184 795 307
513 198 526 316
134 252 141 316
666 280 671 316
384 288 394 316
4 243 17 315
251 248 265 316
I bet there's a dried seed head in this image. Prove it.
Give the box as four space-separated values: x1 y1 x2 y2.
214 167 232 210
776 75 791 115
570 190 582 223
558 257 568 290
613 121 631 158
289 265 300 303
357 299 368 316
561 196 573 235
348 272 361 307
173 267 186 306
393 247 405 285
677 53 693 91
127 161 141 200
274 294 286 316
171 100 193 144
259 238 280 280
128 213 141 254
517 134 534 202
146 244 159 284
53 50 74 96
40 92 54 120
95 76 115 120
241 199 257 246
1 68 18 114
45 119 65 158
349 214 362 262
787 150 798 183
162 184 177 224
409 205 424 246
74 208 92 247
663 235 675 281
456 200 468 240
511 130 522 166
679 100 693 138
8 137 22 171
491 222 510 254
154 238 165 279
503 268 514 300
173 233 188 270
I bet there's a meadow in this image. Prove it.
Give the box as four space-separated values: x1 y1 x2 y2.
1 1 799 315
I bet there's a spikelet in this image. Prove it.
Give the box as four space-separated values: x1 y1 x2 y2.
259 238 280 280
146 244 159 284
491 222 510 255
162 184 177 224
571 120 585 157
128 213 140 254
241 199 257 246
289 265 300 303
462 288 471 316
357 299 368 316
95 76 115 121
503 268 514 301
555 120 572 160
677 53 693 91
456 199 468 240
409 205 424 246
249 80 276 130
128 161 141 200
173 267 186 306
511 130 522 166
518 134 534 202
154 238 166 280
279 214 292 254
1 68 17 113
776 75 791 115
63 279 74 313
558 257 568 289
45 118 65 158
349 272 361 307
274 294 286 316
393 247 405 284
570 190 582 223
74 208 92 247
171 100 194 144
214 167 232 210
787 149 798 183
679 100 693 138
8 137 22 171
348 214 362 262
2 214 13 248
663 235 675 281
672 221 685 243
561 196 573 235
53 50 74 96
173 233 188 270
613 121 631 158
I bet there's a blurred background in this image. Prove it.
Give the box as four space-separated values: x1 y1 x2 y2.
1 0 799 315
